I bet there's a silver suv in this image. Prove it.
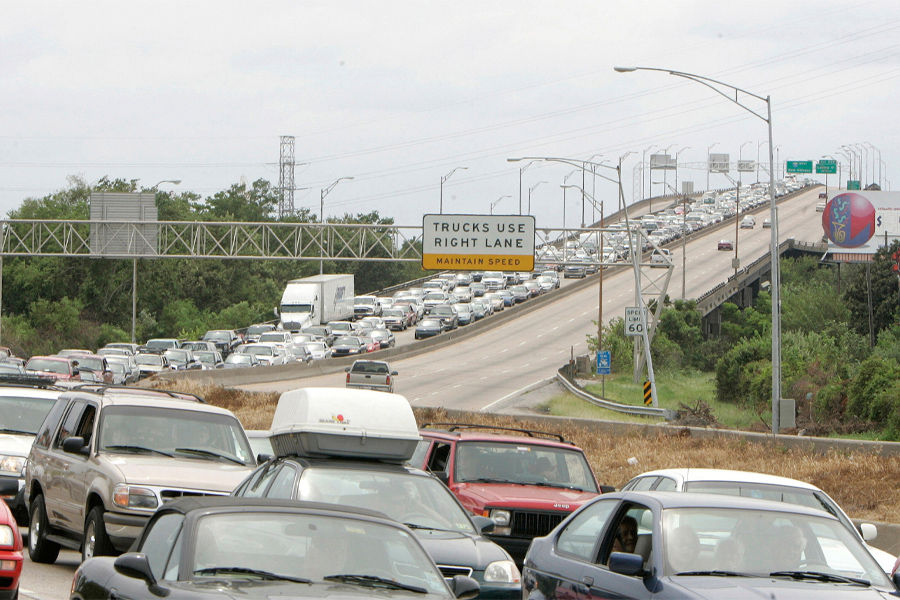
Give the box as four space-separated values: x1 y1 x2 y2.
25 385 256 563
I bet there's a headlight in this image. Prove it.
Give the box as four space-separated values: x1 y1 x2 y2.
0 455 26 476
484 560 521 583
113 484 158 510
0 525 14 547
489 509 510 527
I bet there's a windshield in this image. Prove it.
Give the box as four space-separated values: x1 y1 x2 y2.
247 325 274 335
281 304 312 314
455 441 598 492
194 352 218 364
258 333 286 343
303 343 326 353
226 354 253 364
299 469 476 534
146 340 175 349
424 292 444 301
303 327 327 336
241 345 274 356
661 507 891 586
355 297 376 305
334 337 359 346
165 350 189 363
98 405 253 465
0 395 58 434
203 331 230 341
72 356 103 370
136 354 164 366
190 512 446 593
26 358 69 374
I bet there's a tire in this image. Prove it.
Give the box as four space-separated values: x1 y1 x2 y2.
83 506 116 561
28 494 60 564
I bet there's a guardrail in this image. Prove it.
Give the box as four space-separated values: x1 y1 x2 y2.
556 362 678 420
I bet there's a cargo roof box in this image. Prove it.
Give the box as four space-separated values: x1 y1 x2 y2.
269 387 420 462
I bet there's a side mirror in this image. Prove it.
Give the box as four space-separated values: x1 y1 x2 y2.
62 436 89 456
115 553 157 584
344 367 351 372
859 522 878 541
609 552 645 577
471 515 495 534
448 575 480 600
391 371 398 376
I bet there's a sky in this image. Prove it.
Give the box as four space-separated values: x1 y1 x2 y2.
2 0 898 231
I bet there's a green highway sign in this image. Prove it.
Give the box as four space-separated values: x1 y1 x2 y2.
848 180 861 190
786 160 813 173
816 161 837 174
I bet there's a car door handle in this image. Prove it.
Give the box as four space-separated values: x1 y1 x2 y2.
582 576 594 586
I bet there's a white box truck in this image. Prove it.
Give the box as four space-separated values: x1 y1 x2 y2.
277 274 354 331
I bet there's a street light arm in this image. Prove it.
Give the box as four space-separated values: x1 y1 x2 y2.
442 166 468 184
509 156 618 180
322 176 354 198
615 66 769 114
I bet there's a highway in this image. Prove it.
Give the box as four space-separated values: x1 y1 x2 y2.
238 186 827 410
15 186 827 600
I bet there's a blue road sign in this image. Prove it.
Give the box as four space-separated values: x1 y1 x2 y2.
596 351 611 375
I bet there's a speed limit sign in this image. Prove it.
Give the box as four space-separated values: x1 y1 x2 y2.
624 307 647 337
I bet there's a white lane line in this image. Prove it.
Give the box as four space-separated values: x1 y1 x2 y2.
481 381 545 412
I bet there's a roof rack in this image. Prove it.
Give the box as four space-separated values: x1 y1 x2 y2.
64 384 206 403
0 374 65 389
420 423 569 444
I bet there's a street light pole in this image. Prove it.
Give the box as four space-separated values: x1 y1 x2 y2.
138 179 182 343
562 170 578 230
528 181 547 215
490 195 511 215
319 176 354 275
440 167 468 214
757 141 768 184
674 146 690 195
642 144 658 202
616 65 783 434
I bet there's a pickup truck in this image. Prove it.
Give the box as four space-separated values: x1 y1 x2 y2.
202 329 242 356
345 360 397 393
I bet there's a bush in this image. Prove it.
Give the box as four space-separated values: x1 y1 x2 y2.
715 335 771 405
846 356 900 421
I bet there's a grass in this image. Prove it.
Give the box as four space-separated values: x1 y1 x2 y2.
146 379 900 525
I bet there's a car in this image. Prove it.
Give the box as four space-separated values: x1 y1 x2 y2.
301 324 335 347
414 424 608 566
0 497 22 600
470 299 488 320
392 299 422 324
454 303 474 325
649 252 669 267
257 331 294 346
223 353 260 368
101 342 140 356
470 282 487 297
24 356 82 381
0 377 66 526
164 348 202 370
193 350 225 369
243 323 276 342
453 286 473 303
301 341 332 360
816 201 827 212
104 355 141 383
415 318 447 339
508 285 530 302
357 334 380 353
353 295 382 319
67 353 116 383
134 352 174 377
345 359 398 393
762 218 772 228
740 216 756 229
522 490 900 600
179 340 218 353
496 289 515 307
25 385 257 563
563 263 587 279
235 342 288 366
523 280 543 297
0 363 25 376
429 304 459 330
327 320 359 336
484 292 506 312
105 360 132 384
284 344 313 364
243 430 274 461
143 338 182 352
717 239 734 251
71 496 481 600
621 467 898 573
382 307 412 331
819 191 829 199
331 335 368 357
368 327 395 349
201 329 242 356
231 388 515 598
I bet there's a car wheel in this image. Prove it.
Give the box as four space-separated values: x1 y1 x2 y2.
28 494 60 564
83 506 116 561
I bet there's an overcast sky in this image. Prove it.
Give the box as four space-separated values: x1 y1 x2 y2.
2 0 898 230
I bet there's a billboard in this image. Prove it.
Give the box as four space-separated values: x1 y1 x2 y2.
422 214 535 271
649 153 676 170
708 153 730 173
822 191 900 255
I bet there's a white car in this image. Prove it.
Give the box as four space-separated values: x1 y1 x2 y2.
236 342 288 366
621 468 897 574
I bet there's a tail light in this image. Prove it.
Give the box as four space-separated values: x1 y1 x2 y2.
386 375 391 385
346 372 350 383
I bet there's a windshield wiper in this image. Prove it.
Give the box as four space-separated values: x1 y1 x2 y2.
677 570 753 577
531 481 586 491
403 522 461 534
194 567 312 583
323 574 427 594
104 445 174 457
769 571 870 586
466 478 518 485
175 448 245 465
0 427 33 435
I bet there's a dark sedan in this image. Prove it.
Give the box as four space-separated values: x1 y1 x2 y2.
70 496 480 600
508 285 529 303
232 457 519 598
522 490 899 599
331 335 367 357
416 318 447 339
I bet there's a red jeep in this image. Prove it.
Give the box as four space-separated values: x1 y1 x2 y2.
413 424 613 565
